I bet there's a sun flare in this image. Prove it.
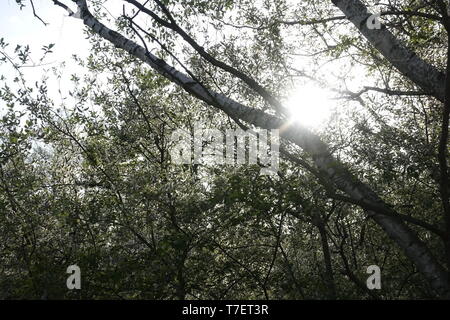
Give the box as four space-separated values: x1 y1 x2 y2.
285 83 333 129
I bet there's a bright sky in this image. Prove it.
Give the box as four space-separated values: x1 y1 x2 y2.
0 0 90 108
0 0 88 69
0 0 129 113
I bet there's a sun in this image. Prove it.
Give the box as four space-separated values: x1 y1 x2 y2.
285 83 333 129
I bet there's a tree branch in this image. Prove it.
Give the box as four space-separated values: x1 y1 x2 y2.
331 0 446 102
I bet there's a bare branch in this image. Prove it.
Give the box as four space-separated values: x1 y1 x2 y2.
29 0 48 25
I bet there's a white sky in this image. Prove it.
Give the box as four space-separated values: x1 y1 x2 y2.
0 0 140 127
0 0 89 116
0 0 88 71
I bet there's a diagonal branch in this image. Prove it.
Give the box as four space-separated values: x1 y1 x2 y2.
29 0 48 25
125 0 289 116
331 0 446 102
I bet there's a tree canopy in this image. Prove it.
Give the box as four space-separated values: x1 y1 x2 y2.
0 0 449 299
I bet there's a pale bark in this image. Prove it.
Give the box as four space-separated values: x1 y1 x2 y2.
331 0 446 102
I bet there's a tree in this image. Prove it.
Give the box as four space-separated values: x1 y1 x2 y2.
0 0 449 299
